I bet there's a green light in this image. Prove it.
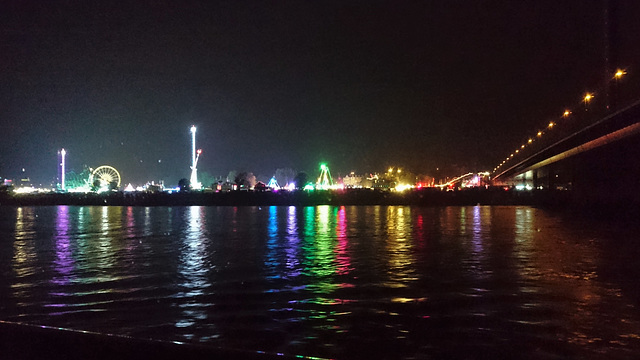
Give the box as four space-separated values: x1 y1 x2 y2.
316 164 333 190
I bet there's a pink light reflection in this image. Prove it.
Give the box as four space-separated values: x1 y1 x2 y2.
335 206 351 275
52 206 74 286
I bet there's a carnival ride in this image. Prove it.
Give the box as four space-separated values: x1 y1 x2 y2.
315 164 334 190
90 165 122 189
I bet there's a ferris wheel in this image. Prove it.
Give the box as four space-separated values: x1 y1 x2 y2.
91 165 121 187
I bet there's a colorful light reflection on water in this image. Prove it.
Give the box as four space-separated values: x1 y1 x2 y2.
2 205 640 359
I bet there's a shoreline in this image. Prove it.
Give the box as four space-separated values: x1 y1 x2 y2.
0 187 574 207
4 188 639 221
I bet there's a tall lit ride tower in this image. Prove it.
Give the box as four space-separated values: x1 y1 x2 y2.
59 148 66 191
189 125 202 190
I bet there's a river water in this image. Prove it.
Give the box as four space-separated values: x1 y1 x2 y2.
1 205 640 359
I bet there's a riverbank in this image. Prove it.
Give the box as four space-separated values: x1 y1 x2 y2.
4 188 639 221
0 187 562 207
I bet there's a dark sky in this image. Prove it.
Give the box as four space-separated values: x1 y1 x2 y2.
1 1 639 186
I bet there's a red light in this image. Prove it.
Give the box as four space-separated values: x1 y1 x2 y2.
197 149 202 155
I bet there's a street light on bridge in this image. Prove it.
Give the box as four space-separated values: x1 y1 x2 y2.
583 93 593 111
614 69 626 79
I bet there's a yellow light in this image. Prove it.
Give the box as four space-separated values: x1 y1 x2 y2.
563 110 571 117
397 169 401 173
388 168 393 173
395 184 413 192
537 131 542 137
548 122 554 128
15 187 36 194
510 154 514 157
515 149 519 153
521 144 525 148
614 69 626 79
528 138 533 143
584 93 593 102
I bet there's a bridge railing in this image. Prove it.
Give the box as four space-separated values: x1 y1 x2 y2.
493 68 640 180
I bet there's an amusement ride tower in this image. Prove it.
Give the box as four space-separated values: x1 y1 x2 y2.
59 148 66 191
189 125 202 190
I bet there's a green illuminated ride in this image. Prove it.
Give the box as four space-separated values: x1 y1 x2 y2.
316 163 333 190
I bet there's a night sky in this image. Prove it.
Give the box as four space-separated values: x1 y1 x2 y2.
2 1 640 186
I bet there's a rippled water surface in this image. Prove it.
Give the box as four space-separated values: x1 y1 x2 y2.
2 205 640 359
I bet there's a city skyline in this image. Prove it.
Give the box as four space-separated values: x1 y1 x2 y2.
2 1 640 185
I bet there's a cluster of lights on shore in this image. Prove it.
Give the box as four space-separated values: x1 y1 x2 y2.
47 126 431 194
36 109 560 194
492 69 627 174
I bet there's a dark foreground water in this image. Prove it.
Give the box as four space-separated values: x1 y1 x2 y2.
1 205 640 359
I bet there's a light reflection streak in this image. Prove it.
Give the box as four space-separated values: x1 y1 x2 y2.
415 213 426 249
386 207 416 287
73 207 88 269
459 206 467 234
514 207 534 244
231 206 238 234
301 206 316 278
13 207 36 265
468 206 489 280
265 206 281 279
12 207 37 299
95 207 122 281
77 207 86 235
471 206 486 256
373 206 382 237
281 206 355 338
285 206 301 278
143 207 151 236
299 206 341 294
124 206 139 253
52 206 74 286
101 206 109 235
125 206 135 238
335 206 351 275
317 206 330 235
176 206 211 332
303 206 315 238
310 206 336 285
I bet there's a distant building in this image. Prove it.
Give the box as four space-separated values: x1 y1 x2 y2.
341 172 375 189
343 172 364 188
216 181 236 192
146 184 163 193
19 173 31 188
372 177 394 190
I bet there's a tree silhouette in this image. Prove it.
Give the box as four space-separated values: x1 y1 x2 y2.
275 168 296 187
91 179 101 192
293 172 309 189
178 178 190 192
